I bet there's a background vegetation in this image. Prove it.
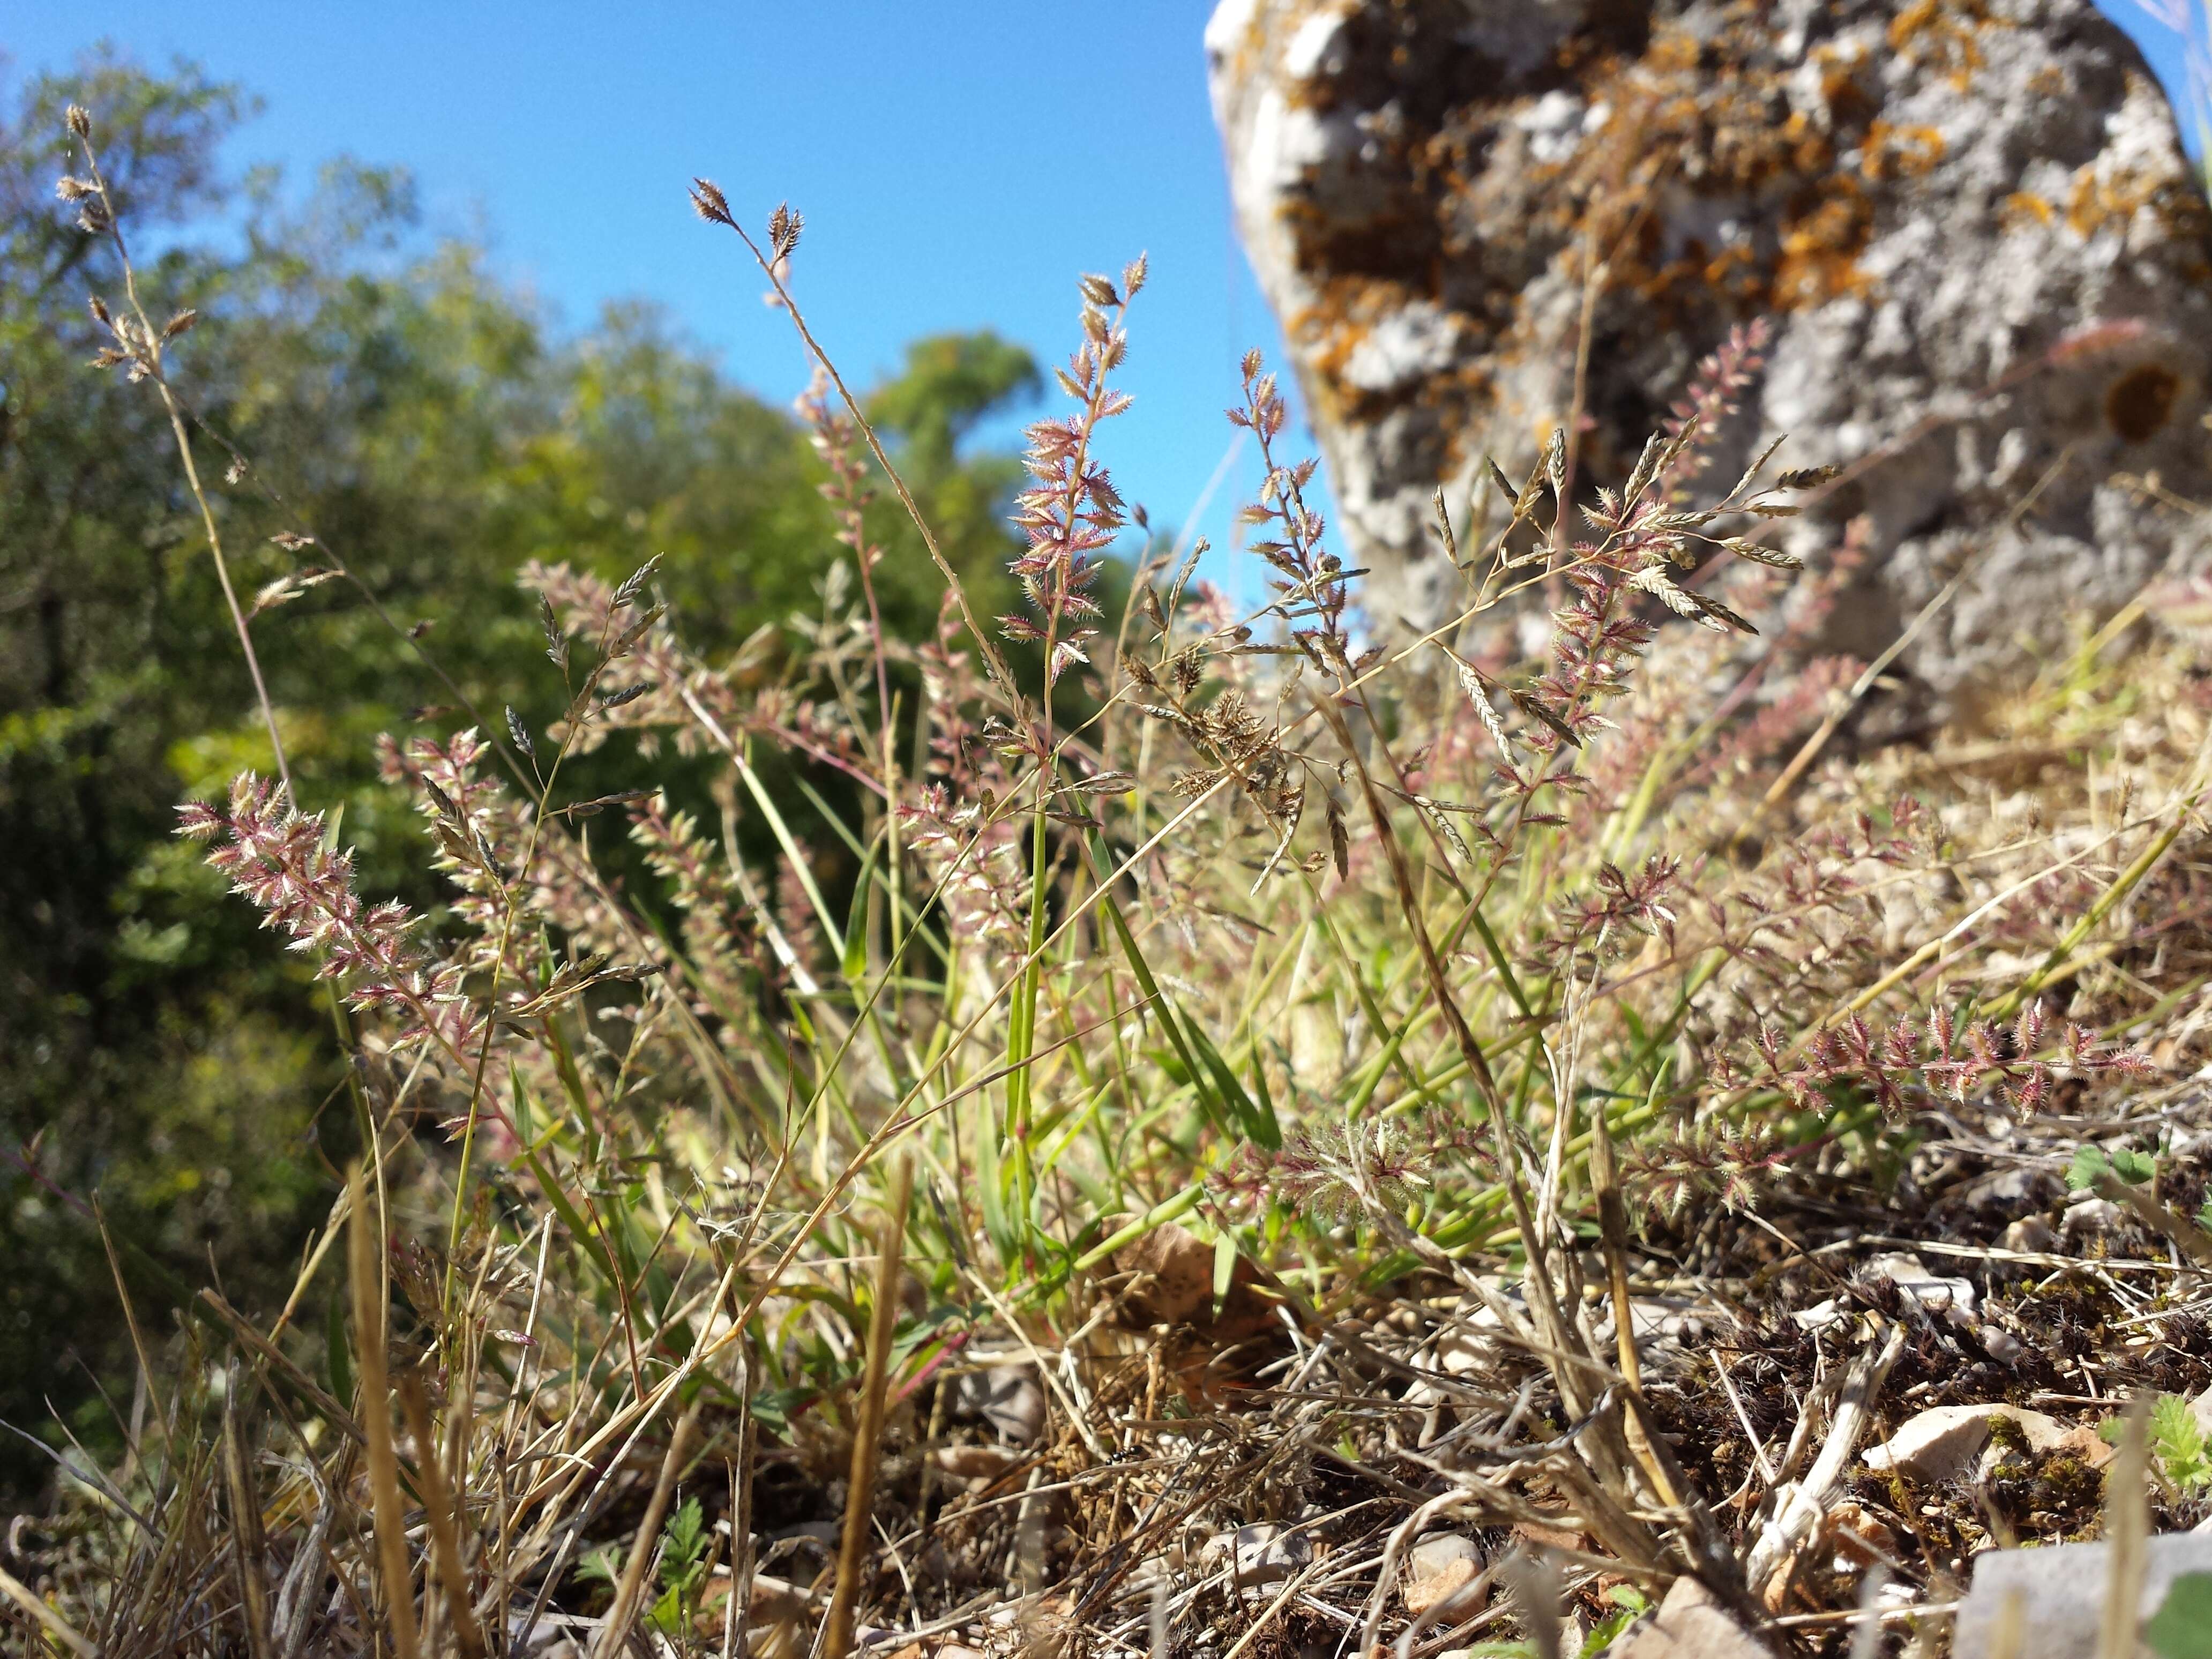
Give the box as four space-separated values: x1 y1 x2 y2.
0 53 1043 1499
13 29 2212 1659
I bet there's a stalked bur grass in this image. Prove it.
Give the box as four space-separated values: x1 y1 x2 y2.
29 104 2212 1658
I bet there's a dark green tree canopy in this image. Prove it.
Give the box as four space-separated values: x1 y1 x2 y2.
0 48 1041 1499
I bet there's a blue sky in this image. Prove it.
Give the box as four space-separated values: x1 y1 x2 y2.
7 3 2196 602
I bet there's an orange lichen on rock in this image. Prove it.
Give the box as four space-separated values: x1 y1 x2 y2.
1889 0 1993 90
1862 121 1948 181
1208 0 2212 649
1775 178 1877 308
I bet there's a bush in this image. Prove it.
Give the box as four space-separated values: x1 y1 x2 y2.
17 81 2212 1659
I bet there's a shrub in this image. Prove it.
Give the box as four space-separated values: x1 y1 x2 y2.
17 97 2212 1659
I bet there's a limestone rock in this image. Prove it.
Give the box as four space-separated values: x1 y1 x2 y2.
2064 1191 2124 1236
1403 1532 1488 1617
1956 1534 2212 1658
1611 1575 1770 1658
1962 1164 2061 1212
2001 1214 2058 1253
1862 1402 2106 1483
946 1364 1046 1444
1207 0 2212 683
1864 1251 1976 1319
1108 1221 1215 1324
1201 1522 1314 1589
932 1443 1023 1486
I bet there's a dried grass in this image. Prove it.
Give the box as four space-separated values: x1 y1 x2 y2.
15 99 2212 1659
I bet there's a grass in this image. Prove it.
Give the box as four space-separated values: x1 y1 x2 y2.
15 98 2212 1658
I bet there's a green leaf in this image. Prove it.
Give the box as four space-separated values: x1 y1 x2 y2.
646 1582 687 1636
2112 1147 2158 1185
1581 1585 1651 1656
2147 1572 2212 1658
1212 1230 1237 1319
662 1495 708 1579
974 1097 1017 1269
1184 1013 1281 1151
841 855 873 987
2151 1392 2212 1493
747 1388 811 1439
1088 848 1275 1147
2068 1145 2112 1191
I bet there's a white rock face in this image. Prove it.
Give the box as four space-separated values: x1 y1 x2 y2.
1956 1534 2212 1658
1207 0 2212 681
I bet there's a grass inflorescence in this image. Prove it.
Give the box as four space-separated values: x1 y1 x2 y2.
17 99 2212 1659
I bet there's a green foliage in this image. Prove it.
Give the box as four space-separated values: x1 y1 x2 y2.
647 1495 713 1636
2147 1572 2212 1659
19 48 2212 1643
2067 1142 2155 1190
577 1544 624 1592
1581 1585 1651 1655
2153 1392 2212 1493
869 330 1038 480
2098 1394 2212 1494
0 48 1041 1499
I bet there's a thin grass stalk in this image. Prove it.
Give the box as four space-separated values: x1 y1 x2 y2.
0 1562 98 1659
689 184 1015 690
94 1201 169 1449
594 1398 704 1659
728 1373 758 1659
221 1365 276 1659
348 1161 421 1659
1586 1065 1678 1508
825 1154 915 1659
397 1373 489 1659
443 599 639 1326
68 115 291 795
2098 1394 2152 1659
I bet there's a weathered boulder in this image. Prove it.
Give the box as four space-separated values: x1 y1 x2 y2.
1206 0 2212 685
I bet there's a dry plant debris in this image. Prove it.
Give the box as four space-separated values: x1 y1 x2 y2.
14 99 2212 1659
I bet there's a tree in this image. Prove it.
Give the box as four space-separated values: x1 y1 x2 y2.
0 48 1038 1497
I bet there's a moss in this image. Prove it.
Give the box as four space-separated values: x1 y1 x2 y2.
2034 1453 2108 1521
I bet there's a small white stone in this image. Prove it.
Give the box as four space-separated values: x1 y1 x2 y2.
948 1365 1045 1444
1790 1297 1844 1333
1404 1533 1486 1617
2001 1215 2057 1253
1866 1251 1977 1319
1201 1523 1312 1590
932 1443 1020 1486
2062 1193 2122 1237
1864 1405 2003 1483
1961 1165 2057 1209
1864 1404 2093 1484
1609 1576 1769 1657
